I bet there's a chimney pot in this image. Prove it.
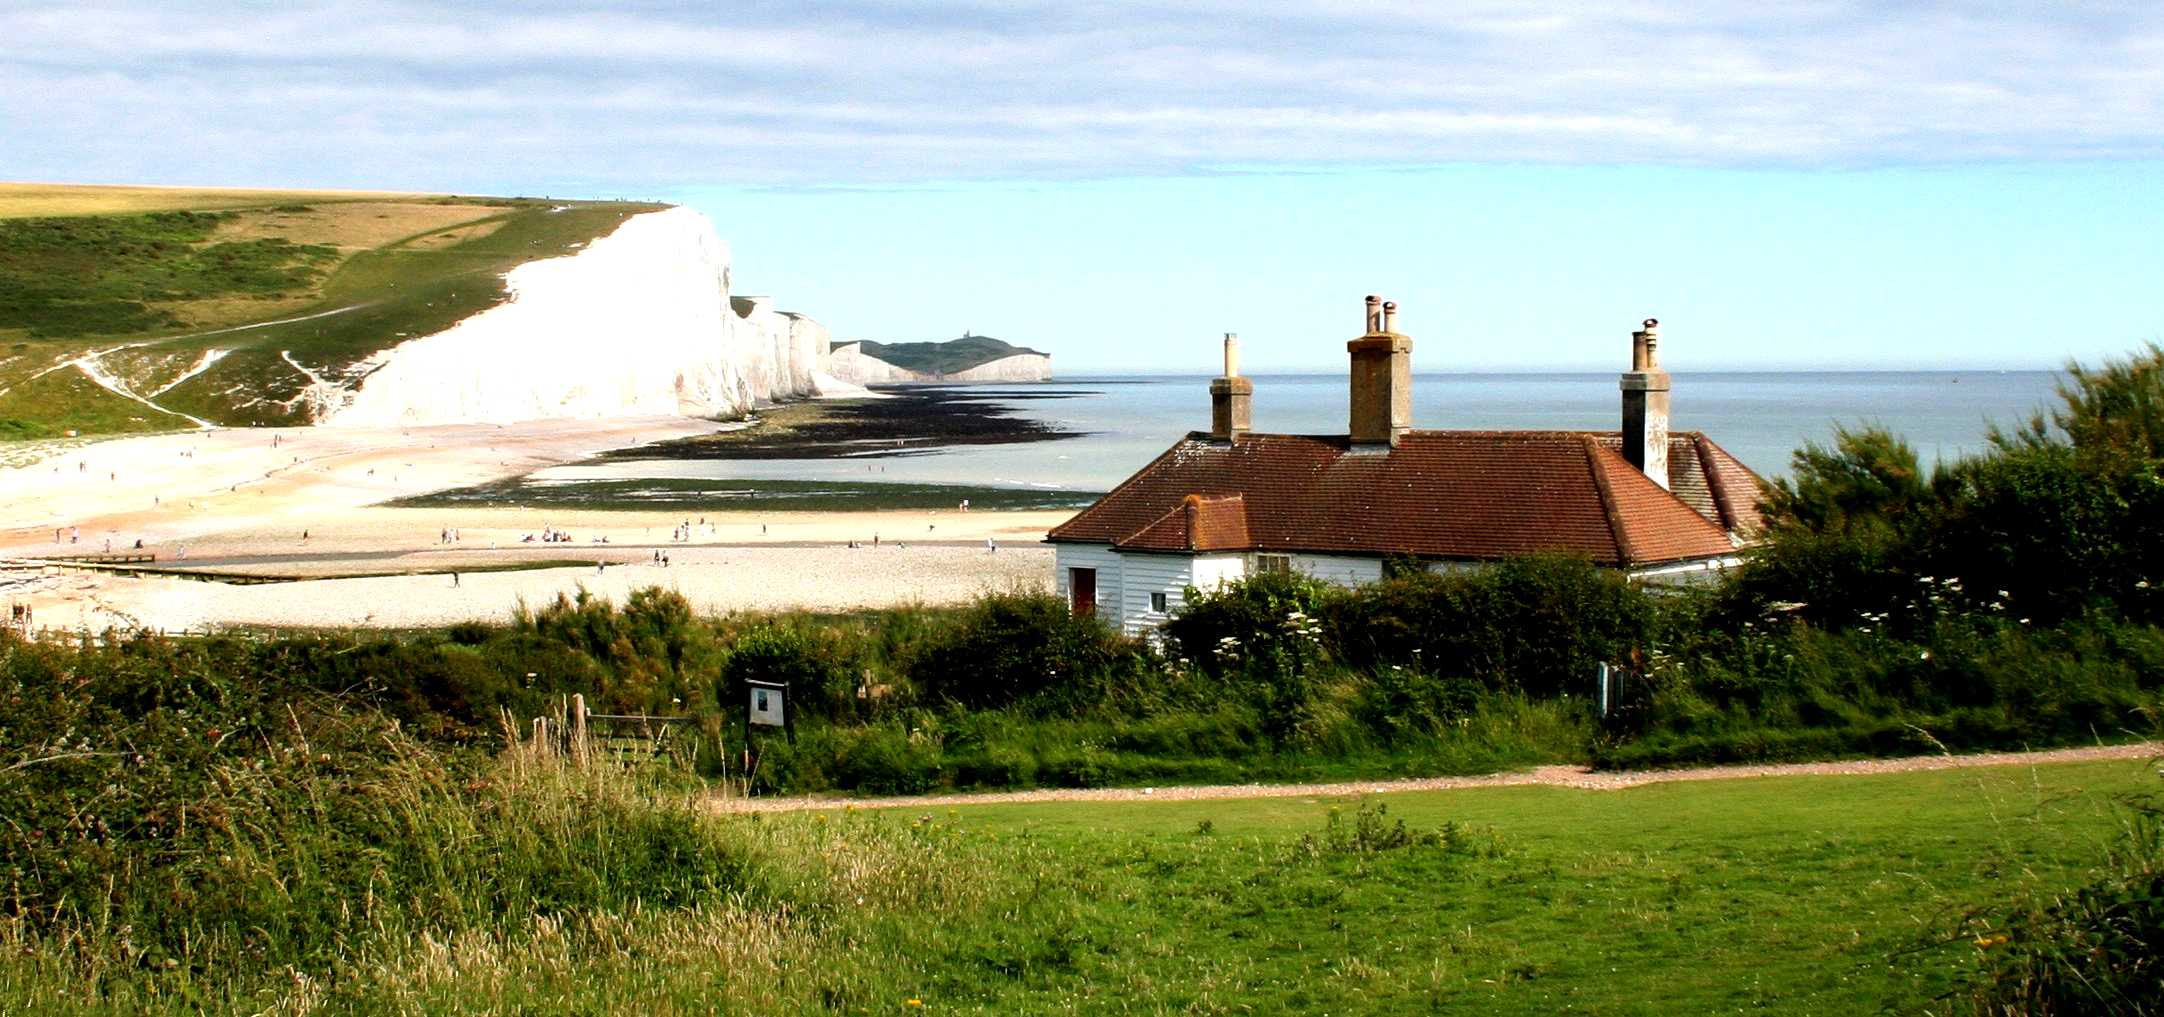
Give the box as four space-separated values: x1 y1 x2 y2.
1209 333 1253 441
1621 316 1672 489
1382 301 1398 333
1348 295 1412 446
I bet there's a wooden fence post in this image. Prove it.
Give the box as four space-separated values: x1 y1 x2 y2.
571 693 589 767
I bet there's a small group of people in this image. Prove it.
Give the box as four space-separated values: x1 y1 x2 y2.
525 527 574 543
650 550 672 567
439 527 462 544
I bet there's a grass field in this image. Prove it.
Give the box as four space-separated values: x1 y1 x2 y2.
0 181 430 218
870 758 2159 1015
0 183 664 437
11 750 2149 1014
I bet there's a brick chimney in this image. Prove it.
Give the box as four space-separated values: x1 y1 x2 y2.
1619 317 1671 489
1209 332 1252 441
1347 295 1411 447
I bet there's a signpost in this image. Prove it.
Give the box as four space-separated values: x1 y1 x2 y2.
740 679 791 788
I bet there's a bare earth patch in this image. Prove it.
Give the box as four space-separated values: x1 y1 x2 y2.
714 742 2164 813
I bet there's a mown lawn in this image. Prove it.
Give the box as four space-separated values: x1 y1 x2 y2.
855 757 2155 1015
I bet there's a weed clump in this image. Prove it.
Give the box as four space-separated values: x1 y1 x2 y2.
1937 794 2164 1016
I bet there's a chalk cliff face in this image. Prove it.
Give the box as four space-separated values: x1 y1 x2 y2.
941 353 1054 382
824 342 920 384
824 342 1053 385
324 208 827 427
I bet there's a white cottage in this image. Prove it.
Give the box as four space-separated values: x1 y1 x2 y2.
1046 297 1767 634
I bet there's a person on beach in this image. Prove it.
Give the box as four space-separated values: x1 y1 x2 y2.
452 572 460 588
987 537 997 554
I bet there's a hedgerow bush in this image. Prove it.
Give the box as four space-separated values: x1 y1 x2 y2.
1326 555 1656 698
721 623 864 721
904 591 1152 711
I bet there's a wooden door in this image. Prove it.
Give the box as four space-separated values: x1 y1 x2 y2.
1070 567 1097 616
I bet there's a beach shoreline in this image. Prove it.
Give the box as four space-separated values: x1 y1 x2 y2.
0 414 1068 632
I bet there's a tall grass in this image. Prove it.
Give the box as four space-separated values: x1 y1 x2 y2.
0 675 1026 1013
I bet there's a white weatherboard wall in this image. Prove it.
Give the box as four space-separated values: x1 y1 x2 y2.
1054 545 1248 634
325 207 828 427
1054 543 1123 626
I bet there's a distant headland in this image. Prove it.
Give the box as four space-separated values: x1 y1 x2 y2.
826 333 1052 384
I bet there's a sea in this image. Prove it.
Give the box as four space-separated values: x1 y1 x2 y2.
532 371 2065 498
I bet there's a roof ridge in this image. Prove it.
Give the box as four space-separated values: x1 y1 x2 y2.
1579 436 1636 566
1692 433 1736 531
1048 432 1209 542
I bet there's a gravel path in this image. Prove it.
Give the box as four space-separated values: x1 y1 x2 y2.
713 741 2163 813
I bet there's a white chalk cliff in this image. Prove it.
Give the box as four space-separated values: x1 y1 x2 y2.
324 207 828 427
824 342 1053 385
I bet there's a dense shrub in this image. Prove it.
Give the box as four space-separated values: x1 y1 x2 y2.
513 587 721 713
1163 570 1338 677
905 591 1151 711
1327 556 1656 699
721 623 864 721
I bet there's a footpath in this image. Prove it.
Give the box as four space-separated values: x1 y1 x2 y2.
712 741 2162 813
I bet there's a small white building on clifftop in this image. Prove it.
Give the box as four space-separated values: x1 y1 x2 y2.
1046 298 1767 634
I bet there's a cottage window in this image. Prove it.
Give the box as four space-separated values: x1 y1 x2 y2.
1150 591 1169 613
1254 554 1292 574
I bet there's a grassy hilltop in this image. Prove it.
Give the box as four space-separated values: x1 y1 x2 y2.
858 333 1044 376
0 182 665 438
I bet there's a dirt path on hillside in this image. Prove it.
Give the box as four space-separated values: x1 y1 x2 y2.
712 741 2163 813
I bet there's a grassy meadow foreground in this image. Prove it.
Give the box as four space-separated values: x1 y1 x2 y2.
2 622 2156 1014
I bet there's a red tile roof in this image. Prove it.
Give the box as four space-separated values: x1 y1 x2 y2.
1121 494 1252 552
1047 430 1767 568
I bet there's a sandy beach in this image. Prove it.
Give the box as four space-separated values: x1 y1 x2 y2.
0 419 1066 631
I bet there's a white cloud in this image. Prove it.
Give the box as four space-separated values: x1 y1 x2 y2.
1 0 2159 190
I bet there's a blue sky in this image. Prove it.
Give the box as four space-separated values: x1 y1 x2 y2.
4 2 2160 371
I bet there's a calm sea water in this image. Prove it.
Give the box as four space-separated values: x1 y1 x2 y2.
543 371 2064 493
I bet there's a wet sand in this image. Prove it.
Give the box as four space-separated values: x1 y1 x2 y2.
0 418 1066 632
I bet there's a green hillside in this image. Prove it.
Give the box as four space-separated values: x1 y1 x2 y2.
0 184 663 438
857 333 1043 375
